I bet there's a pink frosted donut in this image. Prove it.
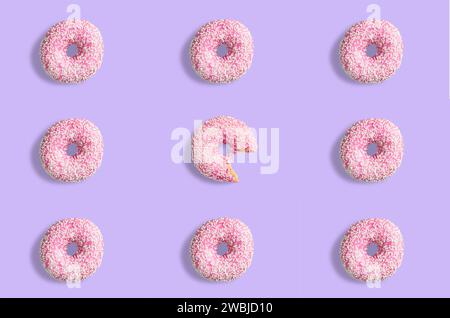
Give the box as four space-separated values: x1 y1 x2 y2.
190 19 254 83
192 115 257 182
40 218 104 282
190 217 254 281
40 119 104 182
340 218 404 282
340 19 403 83
340 118 403 182
40 19 104 83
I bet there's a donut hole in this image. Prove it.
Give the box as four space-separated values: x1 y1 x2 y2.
217 242 230 256
67 143 79 157
216 43 230 58
367 242 379 256
366 44 379 58
367 142 379 157
66 43 80 58
66 242 79 256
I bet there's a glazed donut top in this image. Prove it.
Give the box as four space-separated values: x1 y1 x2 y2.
192 115 257 182
40 218 104 281
40 118 104 182
40 19 104 83
191 217 254 281
340 118 403 182
340 19 403 83
340 218 404 281
190 19 254 83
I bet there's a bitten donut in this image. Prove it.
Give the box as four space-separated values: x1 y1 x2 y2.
40 119 104 182
192 115 257 182
340 118 403 182
190 217 254 281
40 218 104 282
340 19 403 83
340 218 404 282
190 19 254 83
40 19 104 83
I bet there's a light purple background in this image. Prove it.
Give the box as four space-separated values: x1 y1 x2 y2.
0 0 448 297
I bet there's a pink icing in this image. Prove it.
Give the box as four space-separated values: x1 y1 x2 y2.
40 118 104 182
340 19 403 83
40 218 104 282
340 218 404 281
192 115 257 182
40 19 104 83
340 118 403 182
190 19 253 83
190 217 254 281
